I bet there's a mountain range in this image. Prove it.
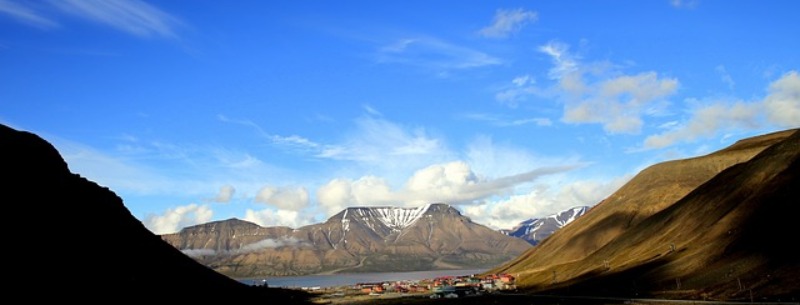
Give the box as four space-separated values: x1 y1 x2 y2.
490 128 800 301
162 203 532 278
5 122 797 302
501 206 589 245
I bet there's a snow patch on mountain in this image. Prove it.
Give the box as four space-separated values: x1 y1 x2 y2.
502 206 589 245
345 204 432 232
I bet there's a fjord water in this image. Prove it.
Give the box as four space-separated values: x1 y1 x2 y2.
238 269 487 288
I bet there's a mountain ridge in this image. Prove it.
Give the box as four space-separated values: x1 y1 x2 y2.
502 206 589 245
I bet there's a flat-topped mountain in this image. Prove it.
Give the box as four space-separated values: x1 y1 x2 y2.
162 203 532 277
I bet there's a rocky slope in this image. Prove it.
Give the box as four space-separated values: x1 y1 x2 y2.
162 203 532 277
0 124 312 303
502 206 589 245
491 128 800 301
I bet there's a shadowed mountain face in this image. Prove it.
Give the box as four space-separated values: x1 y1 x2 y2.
491 129 800 301
162 203 532 277
0 124 312 303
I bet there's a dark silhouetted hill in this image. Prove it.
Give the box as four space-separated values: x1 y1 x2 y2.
1 124 312 303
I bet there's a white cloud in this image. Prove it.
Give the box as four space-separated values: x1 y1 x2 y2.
404 161 479 199
478 8 538 38
0 0 59 29
213 184 235 203
316 175 397 216
535 42 680 134
350 175 395 206
563 72 679 134
644 70 800 149
243 208 313 228
317 178 355 216
599 72 679 105
144 203 213 234
763 71 800 127
315 160 579 218
52 0 183 38
254 186 309 211
463 176 630 229
644 101 760 149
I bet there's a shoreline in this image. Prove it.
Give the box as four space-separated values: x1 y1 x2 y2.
235 268 488 288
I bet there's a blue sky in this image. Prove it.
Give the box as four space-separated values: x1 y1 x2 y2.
1 0 798 234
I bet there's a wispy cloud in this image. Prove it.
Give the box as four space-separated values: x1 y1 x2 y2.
56 136 179 195
218 114 322 152
539 41 579 80
221 113 451 168
460 113 552 127
478 8 538 39
0 0 183 39
50 0 183 38
670 0 699 9
716 65 735 90
315 115 452 165
0 0 59 29
363 104 383 117
494 74 555 107
377 36 502 72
